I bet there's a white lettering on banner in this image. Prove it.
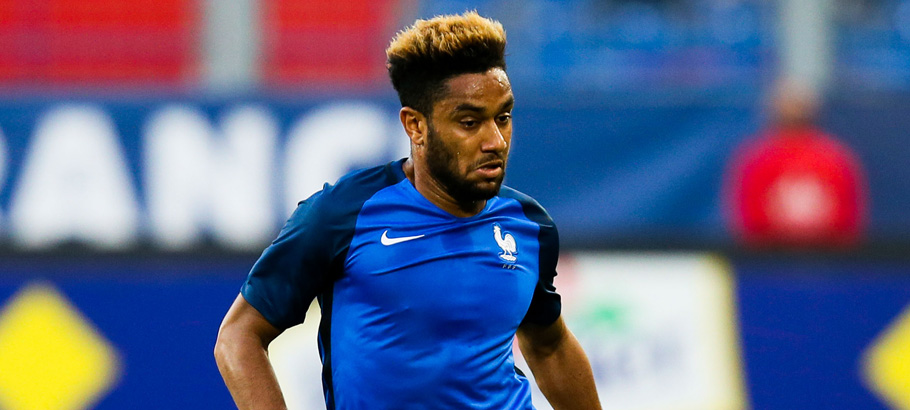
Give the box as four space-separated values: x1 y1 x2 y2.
144 106 212 248
9 106 139 249
0 101 404 250
283 102 401 213
212 107 278 248
144 105 278 249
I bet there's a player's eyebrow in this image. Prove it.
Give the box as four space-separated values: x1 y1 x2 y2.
499 96 514 112
452 96 515 115
452 103 485 114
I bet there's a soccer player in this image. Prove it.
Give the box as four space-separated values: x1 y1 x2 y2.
215 11 602 410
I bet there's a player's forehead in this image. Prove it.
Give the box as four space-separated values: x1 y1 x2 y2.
435 68 513 115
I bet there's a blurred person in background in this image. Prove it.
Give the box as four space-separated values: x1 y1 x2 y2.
214 11 601 410
723 79 868 249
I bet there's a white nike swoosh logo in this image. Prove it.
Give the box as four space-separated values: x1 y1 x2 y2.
380 230 425 246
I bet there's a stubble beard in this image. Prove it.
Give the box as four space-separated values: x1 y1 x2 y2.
425 125 505 202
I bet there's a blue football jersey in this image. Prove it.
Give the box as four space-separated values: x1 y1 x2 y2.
242 159 561 410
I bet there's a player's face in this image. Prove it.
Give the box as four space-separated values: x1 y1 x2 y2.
425 68 514 201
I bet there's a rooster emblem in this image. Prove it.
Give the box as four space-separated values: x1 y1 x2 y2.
493 223 518 262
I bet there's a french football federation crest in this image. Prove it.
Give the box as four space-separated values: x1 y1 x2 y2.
493 223 517 262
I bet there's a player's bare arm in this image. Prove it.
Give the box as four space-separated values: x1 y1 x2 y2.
215 294 287 410
518 316 602 410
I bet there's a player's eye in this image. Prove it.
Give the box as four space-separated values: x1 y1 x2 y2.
461 119 478 128
497 113 512 124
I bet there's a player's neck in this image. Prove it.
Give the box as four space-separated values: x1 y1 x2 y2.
402 159 486 218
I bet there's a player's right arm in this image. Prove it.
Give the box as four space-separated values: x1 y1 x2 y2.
215 294 287 410
214 188 338 409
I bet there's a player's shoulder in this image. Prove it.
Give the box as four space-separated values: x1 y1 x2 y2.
305 159 404 203
295 159 407 221
498 185 542 208
498 185 555 228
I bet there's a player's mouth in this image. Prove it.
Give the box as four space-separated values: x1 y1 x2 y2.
475 160 504 178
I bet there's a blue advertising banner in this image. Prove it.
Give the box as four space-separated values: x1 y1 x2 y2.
2 253 910 409
735 257 910 410
0 95 760 250
0 256 249 409
0 93 907 249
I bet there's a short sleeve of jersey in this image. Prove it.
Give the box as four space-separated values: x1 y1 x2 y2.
241 192 335 329
522 209 562 326
240 161 405 330
501 187 562 326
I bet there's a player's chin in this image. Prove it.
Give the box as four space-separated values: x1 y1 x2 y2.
470 179 503 199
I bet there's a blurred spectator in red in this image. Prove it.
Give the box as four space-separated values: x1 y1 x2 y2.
723 79 868 249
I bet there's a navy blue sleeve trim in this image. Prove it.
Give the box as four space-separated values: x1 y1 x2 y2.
241 191 333 329
241 160 407 330
499 186 562 326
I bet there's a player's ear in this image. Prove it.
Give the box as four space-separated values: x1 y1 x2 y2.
400 107 427 146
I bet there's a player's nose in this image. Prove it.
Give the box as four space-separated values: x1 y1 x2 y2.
481 121 508 152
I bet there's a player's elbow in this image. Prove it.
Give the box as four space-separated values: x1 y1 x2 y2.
214 329 229 367
214 322 240 369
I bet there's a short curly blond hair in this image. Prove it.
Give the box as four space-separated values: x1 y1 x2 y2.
386 11 507 115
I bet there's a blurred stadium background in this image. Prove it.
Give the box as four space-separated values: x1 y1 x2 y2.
0 0 909 409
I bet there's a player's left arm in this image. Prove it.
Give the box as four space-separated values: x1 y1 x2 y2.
517 316 602 410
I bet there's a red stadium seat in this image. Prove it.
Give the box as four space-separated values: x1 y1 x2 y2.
0 0 198 88
261 0 397 90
